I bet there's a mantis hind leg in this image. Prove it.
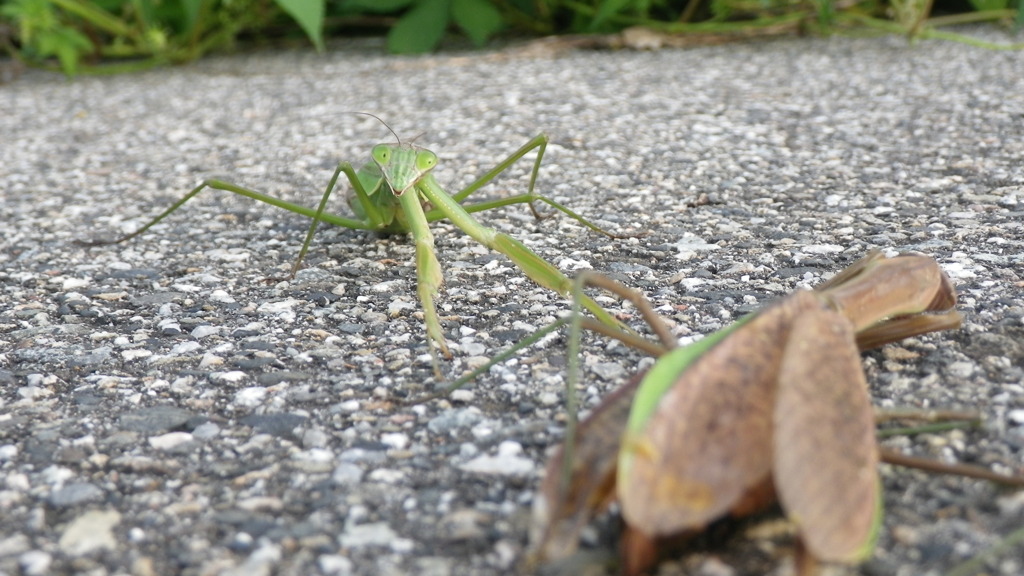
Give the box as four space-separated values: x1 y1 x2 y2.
431 134 629 238
431 193 629 239
76 180 247 246
78 169 383 274
288 162 388 277
449 134 548 204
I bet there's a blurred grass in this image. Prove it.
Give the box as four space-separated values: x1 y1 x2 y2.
0 0 1021 76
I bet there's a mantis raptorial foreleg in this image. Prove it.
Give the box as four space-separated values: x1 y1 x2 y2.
80 123 633 378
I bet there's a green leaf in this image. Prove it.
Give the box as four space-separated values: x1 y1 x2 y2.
451 0 502 46
274 0 325 51
2 0 55 44
180 0 204 35
387 0 449 54
132 0 158 29
36 26 92 75
342 0 415 12
966 0 1008 10
591 0 631 29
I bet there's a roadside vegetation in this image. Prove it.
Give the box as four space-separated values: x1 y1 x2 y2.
1 0 1021 75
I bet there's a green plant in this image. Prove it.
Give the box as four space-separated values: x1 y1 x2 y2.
2 0 94 74
339 0 502 53
967 0 1010 11
0 0 324 75
1 0 1020 75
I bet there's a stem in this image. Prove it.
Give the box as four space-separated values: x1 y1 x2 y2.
880 448 1024 487
910 0 937 39
559 1 808 34
876 421 979 437
874 408 980 424
926 9 1017 27
678 0 702 23
49 0 135 37
944 525 1024 576
921 27 1024 50
844 13 1024 49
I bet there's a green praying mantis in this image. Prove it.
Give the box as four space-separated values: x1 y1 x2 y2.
80 119 627 377
443 250 1023 574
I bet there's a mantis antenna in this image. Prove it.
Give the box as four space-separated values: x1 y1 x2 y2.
352 111 402 144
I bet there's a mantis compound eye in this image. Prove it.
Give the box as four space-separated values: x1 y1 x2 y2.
416 150 438 171
372 144 391 165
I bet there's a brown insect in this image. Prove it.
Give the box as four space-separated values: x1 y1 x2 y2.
527 251 1023 575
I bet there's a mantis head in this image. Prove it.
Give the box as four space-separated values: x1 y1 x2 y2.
372 143 438 196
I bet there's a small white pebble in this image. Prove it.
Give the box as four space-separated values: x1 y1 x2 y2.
18 386 51 401
538 392 560 406
19 550 52 576
0 445 19 461
198 353 224 368
122 349 152 361
257 299 298 314
6 473 29 491
209 290 236 303
216 371 249 384
390 538 414 553
1008 409 1024 425
192 422 221 440
148 432 193 450
168 341 201 355
947 361 975 378
496 441 523 457
380 433 409 450
190 325 220 339
368 468 405 484
318 554 353 575
62 278 90 290
450 389 475 403
801 244 843 254
233 386 266 407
